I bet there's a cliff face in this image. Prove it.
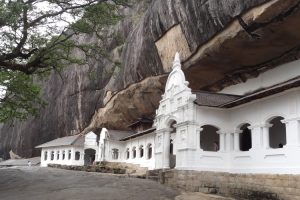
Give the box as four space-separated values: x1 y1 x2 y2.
1 0 300 159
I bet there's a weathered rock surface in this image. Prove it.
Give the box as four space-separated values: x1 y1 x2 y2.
1 0 300 158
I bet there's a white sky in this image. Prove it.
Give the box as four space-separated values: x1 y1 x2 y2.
0 1 83 100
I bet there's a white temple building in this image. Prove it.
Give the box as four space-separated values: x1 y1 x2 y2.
37 53 300 174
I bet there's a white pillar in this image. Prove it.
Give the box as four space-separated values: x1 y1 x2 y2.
225 133 232 152
162 131 171 169
233 131 241 151
47 150 51 161
249 125 262 150
196 128 203 150
59 150 62 160
217 131 226 152
262 123 272 149
283 119 300 147
41 150 45 161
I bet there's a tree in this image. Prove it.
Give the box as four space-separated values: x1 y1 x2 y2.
0 0 129 122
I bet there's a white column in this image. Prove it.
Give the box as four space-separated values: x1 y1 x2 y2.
162 131 171 169
262 123 272 149
249 125 262 150
196 128 203 150
41 150 45 161
47 150 51 161
233 131 241 151
225 133 232 152
283 119 300 147
217 131 225 152
54 151 58 161
59 150 63 160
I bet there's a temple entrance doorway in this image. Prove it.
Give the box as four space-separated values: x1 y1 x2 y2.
169 121 176 169
84 149 96 166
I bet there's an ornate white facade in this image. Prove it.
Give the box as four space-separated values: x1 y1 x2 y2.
154 53 300 174
38 53 300 174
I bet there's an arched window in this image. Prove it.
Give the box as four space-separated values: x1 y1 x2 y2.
239 124 252 151
112 148 119 160
44 151 48 161
200 125 220 152
269 116 286 148
62 150 65 160
139 145 144 158
170 121 176 134
147 144 152 159
68 150 71 160
56 151 60 160
51 151 54 160
75 151 80 160
132 147 136 159
126 148 130 160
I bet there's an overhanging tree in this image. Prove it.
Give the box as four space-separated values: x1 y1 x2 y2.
0 0 129 122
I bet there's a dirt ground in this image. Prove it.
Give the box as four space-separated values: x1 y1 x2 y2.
0 166 179 200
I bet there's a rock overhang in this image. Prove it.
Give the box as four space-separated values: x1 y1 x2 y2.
83 0 300 132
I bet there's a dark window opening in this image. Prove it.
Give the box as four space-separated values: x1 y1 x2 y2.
139 146 144 158
200 125 220 152
75 151 80 160
51 151 54 160
112 148 119 160
126 148 130 160
239 124 252 151
147 144 152 159
269 116 286 149
68 150 71 160
132 147 136 159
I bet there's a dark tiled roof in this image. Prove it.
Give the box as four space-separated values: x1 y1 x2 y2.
128 117 154 128
35 135 83 148
120 127 156 141
107 130 135 141
193 90 242 107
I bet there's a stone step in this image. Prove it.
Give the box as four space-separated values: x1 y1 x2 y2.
146 169 161 176
147 175 159 182
175 192 235 200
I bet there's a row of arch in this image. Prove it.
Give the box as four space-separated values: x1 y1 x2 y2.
44 150 79 161
119 144 153 160
200 116 286 152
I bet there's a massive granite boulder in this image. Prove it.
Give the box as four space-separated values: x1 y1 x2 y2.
1 0 300 158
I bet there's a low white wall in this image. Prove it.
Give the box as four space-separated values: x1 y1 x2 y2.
178 87 300 174
40 146 84 167
104 133 156 169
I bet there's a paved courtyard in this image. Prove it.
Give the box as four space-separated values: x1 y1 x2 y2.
0 167 179 200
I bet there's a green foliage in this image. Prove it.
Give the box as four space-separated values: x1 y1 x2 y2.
0 70 46 122
0 0 130 122
72 3 124 34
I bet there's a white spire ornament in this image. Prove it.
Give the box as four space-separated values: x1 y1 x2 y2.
172 52 181 69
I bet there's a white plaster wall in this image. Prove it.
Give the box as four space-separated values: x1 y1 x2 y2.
221 59 300 95
154 54 300 174
40 146 84 167
102 133 156 169
85 131 98 146
181 88 300 174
